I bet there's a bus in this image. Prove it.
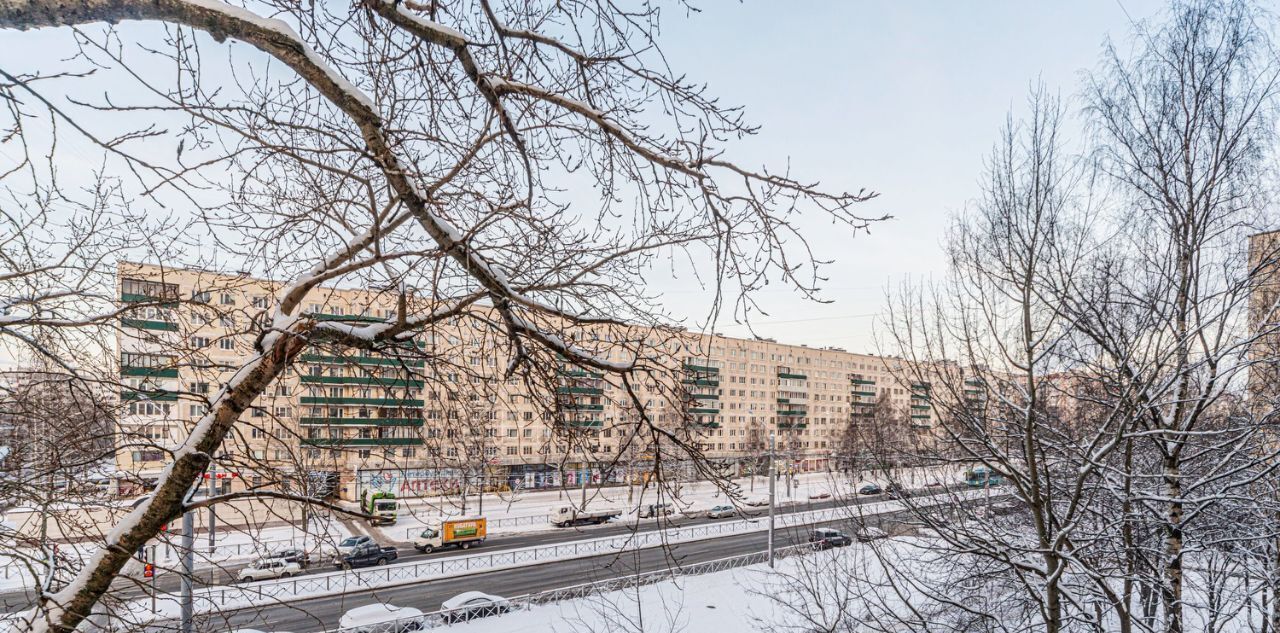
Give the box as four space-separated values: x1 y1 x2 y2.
964 466 1005 488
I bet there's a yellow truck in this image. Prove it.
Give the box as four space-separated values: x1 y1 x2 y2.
413 517 487 553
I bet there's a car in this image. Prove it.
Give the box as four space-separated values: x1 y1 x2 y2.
336 535 373 556
335 542 398 569
638 503 675 518
237 557 303 582
854 526 889 542
705 505 735 519
858 483 882 495
744 497 770 507
808 492 832 500
440 591 511 622
268 547 311 567
807 527 852 549
885 483 910 499
339 603 424 632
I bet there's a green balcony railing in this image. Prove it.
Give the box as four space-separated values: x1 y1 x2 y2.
690 393 720 400
299 397 425 407
300 375 425 388
778 409 808 417
850 378 876 385
120 389 179 402
567 419 604 428
683 363 720 375
556 386 604 395
122 319 178 332
562 402 605 411
304 437 424 447
300 354 426 368
689 407 720 415
778 421 808 429
850 390 877 397
299 417 423 426
681 378 720 387
911 414 931 420
120 292 179 305
121 366 180 379
777 372 808 380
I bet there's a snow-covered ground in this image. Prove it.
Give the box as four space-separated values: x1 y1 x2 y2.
420 534 1266 633
380 466 957 541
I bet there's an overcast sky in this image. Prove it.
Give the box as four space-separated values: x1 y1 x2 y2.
645 0 1167 352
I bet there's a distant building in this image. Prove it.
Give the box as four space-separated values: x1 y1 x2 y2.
1249 230 1280 408
114 262 949 500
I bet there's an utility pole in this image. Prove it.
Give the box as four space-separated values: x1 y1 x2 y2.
767 431 776 568
180 509 194 633
207 462 217 553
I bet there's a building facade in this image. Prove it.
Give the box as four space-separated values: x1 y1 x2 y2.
115 263 942 500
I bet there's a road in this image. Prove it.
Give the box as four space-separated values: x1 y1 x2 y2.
192 509 905 633
0 488 924 614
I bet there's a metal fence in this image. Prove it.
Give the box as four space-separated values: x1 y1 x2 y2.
197 505 854 611
317 542 820 633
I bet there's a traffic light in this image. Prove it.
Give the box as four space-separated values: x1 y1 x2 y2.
143 563 154 579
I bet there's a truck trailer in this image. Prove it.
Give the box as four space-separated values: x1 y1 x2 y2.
413 517 487 553
549 505 622 527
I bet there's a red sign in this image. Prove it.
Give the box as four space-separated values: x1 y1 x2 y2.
201 472 238 479
143 564 154 578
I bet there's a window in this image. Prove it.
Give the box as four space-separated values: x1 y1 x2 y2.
358 449 371 459
191 336 210 348
219 315 235 327
219 338 235 350
274 406 292 418
251 296 269 309
192 290 211 303
220 293 235 306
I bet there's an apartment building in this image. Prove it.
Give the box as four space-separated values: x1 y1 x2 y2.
1250 230 1280 405
114 263 942 500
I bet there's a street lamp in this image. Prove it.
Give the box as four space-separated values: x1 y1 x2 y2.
767 430 776 568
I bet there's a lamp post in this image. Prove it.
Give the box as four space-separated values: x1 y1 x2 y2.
767 431 776 568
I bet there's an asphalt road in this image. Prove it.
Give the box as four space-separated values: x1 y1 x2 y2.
0 488 920 614
196 509 901 633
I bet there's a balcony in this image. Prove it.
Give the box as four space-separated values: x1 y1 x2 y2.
300 354 425 369
556 385 604 396
300 375 425 388
299 396 425 407
120 389 179 402
299 417 423 426
122 319 178 332
303 437 424 447
777 371 808 380
683 362 719 375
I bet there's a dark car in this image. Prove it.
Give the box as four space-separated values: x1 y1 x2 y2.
885 483 910 499
808 528 853 549
858 483 882 495
335 542 398 570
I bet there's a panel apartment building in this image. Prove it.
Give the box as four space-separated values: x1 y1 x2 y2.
1250 230 1280 404
115 263 942 500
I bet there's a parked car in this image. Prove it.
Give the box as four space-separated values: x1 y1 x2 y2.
237 558 303 582
885 483 910 499
858 483 882 495
440 591 511 623
808 491 832 500
854 526 889 542
638 503 675 519
269 547 311 567
808 528 852 549
336 535 373 556
705 505 735 519
339 603 424 632
335 542 398 570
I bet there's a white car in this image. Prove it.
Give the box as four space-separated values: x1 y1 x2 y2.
440 591 511 622
706 505 735 519
237 558 302 582
335 535 373 557
338 603 425 632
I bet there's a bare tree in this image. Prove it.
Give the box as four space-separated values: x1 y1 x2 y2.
0 1 881 629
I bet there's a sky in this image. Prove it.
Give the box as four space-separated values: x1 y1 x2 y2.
0 1 1173 369
644 0 1168 352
